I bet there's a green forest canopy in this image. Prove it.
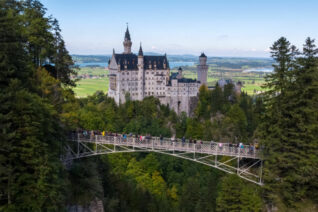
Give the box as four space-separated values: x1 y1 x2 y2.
1 0 318 211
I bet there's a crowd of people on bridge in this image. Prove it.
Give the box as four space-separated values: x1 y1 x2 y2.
74 130 260 154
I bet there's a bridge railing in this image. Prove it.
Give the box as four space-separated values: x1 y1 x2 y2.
73 133 260 159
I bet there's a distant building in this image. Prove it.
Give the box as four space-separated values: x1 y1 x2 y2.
217 79 242 95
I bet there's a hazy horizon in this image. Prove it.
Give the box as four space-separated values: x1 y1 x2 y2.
71 53 273 59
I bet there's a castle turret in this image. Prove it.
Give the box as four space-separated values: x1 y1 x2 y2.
177 67 183 79
138 43 143 66
123 26 132 54
137 43 144 100
197 53 208 85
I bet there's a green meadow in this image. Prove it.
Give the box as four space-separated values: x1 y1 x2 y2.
174 69 267 95
73 66 268 97
77 67 108 76
74 77 109 98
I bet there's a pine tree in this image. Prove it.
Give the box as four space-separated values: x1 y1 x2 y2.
259 37 318 207
0 0 78 209
0 82 66 210
283 38 318 202
216 175 263 212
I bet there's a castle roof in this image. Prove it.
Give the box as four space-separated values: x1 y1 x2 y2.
200 52 207 57
177 78 197 83
170 72 178 79
144 55 169 70
125 26 131 40
169 72 197 83
114 53 169 70
138 44 143 56
115 54 138 70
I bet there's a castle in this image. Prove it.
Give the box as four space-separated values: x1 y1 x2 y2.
108 27 208 115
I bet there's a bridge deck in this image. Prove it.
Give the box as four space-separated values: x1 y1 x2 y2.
76 135 261 159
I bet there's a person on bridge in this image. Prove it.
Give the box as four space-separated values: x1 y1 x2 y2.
90 130 94 140
254 142 259 150
83 130 88 137
198 140 203 151
160 134 163 145
210 141 215 150
182 136 186 146
171 135 175 145
249 143 254 153
218 142 223 152
239 142 244 153
229 142 233 152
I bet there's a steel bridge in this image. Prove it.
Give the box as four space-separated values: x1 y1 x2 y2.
63 134 263 185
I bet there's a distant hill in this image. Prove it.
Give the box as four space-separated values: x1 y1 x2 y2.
72 55 111 63
71 54 274 70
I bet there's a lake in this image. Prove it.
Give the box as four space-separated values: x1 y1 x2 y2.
243 67 273 73
76 61 195 69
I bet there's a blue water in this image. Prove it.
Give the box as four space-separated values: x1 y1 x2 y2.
77 62 108 67
76 61 195 69
243 67 273 73
169 62 195 69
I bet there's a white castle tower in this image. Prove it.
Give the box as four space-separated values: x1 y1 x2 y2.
197 53 208 85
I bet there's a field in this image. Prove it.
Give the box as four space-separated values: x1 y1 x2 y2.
72 67 109 97
73 77 109 98
174 68 267 95
77 67 108 76
73 66 269 98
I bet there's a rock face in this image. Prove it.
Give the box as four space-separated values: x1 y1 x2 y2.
67 198 104 212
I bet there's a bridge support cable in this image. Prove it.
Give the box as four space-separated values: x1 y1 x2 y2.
62 134 263 185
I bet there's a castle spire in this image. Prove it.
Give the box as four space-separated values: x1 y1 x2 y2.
138 43 143 56
124 24 131 41
123 24 132 54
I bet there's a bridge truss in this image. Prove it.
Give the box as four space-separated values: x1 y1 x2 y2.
62 134 263 185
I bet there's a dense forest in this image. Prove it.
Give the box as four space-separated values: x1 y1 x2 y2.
1 0 318 211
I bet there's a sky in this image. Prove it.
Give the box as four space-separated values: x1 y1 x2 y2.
41 0 318 57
